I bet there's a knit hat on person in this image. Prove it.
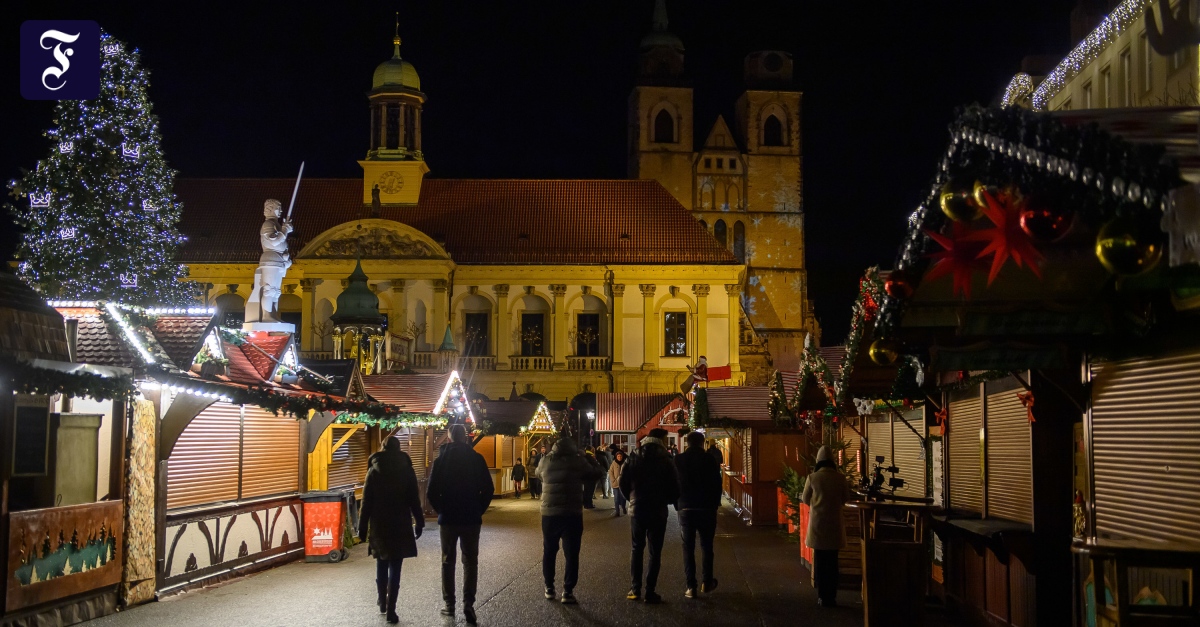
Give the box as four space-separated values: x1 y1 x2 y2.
816 445 832 463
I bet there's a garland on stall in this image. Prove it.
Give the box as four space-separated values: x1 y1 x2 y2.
833 268 886 404
335 411 447 430
474 420 524 438
1 356 135 401
936 370 1010 392
876 104 1184 336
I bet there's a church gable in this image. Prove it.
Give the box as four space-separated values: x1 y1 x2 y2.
297 218 449 260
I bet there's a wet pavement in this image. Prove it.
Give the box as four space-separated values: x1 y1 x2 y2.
86 496 934 626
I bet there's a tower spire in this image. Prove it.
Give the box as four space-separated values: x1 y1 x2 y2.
393 11 402 58
653 0 669 31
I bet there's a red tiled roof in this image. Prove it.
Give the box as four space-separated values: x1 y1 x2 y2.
222 339 265 384
238 334 290 380
596 393 679 432
151 315 215 370
363 373 455 414
706 387 772 423
174 178 737 265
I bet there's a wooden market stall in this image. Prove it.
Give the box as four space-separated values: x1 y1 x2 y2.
475 400 536 496
595 393 688 451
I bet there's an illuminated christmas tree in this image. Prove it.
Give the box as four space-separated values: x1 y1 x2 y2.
8 32 193 304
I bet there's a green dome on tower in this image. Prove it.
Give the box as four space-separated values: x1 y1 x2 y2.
331 260 384 325
373 34 421 91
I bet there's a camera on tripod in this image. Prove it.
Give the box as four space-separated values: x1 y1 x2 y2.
865 455 904 498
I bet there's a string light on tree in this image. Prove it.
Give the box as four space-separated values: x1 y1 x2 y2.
7 32 193 305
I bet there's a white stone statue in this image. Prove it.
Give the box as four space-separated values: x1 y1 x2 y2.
244 199 294 327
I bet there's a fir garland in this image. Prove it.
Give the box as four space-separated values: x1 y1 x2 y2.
335 411 447 430
1 356 135 401
833 267 885 405
474 420 523 438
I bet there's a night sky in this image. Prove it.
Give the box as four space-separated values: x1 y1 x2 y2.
4 0 1077 341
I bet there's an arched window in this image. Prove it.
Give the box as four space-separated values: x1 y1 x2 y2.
714 220 727 247
698 219 707 231
460 294 492 357
734 221 746 262
654 109 675 143
279 293 302 331
215 292 245 328
763 114 784 146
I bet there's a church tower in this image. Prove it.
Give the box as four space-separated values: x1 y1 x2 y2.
627 0 693 208
359 15 429 206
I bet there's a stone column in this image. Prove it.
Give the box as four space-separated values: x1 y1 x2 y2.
397 103 407 151
640 284 657 370
725 284 742 372
389 282 407 364
299 279 317 352
379 103 388 149
610 284 625 368
432 279 447 350
549 284 568 368
493 284 510 370
692 284 710 361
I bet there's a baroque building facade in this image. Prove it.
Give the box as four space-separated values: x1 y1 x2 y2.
627 0 818 377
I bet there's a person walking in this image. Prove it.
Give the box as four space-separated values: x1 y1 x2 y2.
801 445 851 608
581 448 598 510
594 446 612 499
358 437 424 624
674 431 722 599
426 424 494 624
706 439 724 466
527 451 542 499
609 449 628 517
619 428 680 604
537 437 605 604
511 457 527 498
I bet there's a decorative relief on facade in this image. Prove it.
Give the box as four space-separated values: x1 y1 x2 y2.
691 284 710 297
309 227 441 259
492 284 510 298
611 284 626 297
639 284 657 297
724 283 743 296
549 284 567 297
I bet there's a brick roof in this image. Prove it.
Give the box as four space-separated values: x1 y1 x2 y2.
2 273 70 363
238 334 291 380
596 393 679 433
174 178 737 265
151 315 215 370
57 308 136 368
706 387 773 424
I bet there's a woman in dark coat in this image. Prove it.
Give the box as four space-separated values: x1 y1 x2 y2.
358 438 425 624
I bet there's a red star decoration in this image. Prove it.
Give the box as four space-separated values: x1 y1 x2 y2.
966 189 1044 284
924 221 988 299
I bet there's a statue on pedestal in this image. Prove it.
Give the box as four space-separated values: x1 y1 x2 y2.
244 199 294 328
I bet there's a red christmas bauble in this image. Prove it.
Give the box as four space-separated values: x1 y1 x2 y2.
1019 199 1073 243
884 271 914 299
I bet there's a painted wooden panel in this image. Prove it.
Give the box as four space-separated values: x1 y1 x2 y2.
7 500 124 612
161 498 301 590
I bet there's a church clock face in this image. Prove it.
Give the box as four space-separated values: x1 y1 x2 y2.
377 171 404 194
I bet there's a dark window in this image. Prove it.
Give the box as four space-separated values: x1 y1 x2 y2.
763 114 784 146
463 313 489 356
698 219 707 230
734 221 746 262
714 220 727 247
764 53 784 72
386 104 401 149
664 312 687 356
653 109 675 143
704 157 711 168
729 159 737 169
575 313 601 356
521 313 544 356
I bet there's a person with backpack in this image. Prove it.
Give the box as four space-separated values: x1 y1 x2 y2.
619 428 680 604
426 425 494 624
358 437 424 624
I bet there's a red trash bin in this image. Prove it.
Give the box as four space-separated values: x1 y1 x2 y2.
302 491 348 563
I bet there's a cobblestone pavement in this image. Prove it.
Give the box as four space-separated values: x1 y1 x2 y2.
86 496 940 627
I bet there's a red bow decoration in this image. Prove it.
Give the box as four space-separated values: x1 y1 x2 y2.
925 221 988 298
935 406 949 435
966 189 1045 284
1017 391 1036 423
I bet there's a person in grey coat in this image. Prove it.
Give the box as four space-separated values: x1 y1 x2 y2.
358 438 424 624
801 445 851 607
536 437 605 604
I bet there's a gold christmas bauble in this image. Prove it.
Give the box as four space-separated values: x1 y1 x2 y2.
868 338 900 366
972 180 1000 209
1095 216 1162 276
940 181 981 222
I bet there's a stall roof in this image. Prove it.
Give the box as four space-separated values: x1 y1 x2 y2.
299 359 364 397
478 399 539 426
596 393 679 432
706 387 773 424
363 371 471 419
1 273 70 362
152 315 217 370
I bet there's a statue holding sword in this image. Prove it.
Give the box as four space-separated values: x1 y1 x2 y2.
244 163 304 328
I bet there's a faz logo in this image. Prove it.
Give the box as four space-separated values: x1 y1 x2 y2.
20 20 100 100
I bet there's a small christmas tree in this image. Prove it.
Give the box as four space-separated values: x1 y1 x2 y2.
8 31 193 305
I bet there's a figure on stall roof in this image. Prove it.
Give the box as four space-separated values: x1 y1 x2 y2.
681 355 708 394
802 445 851 608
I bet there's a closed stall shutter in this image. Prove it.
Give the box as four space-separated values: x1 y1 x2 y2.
1091 350 1200 544
395 428 427 480
948 391 984 514
241 405 301 499
867 416 890 473
328 427 369 489
501 436 514 467
985 382 1033 524
167 403 241 509
841 420 862 483
893 409 927 500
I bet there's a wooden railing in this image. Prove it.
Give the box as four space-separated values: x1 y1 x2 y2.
566 355 610 371
510 355 553 371
458 355 496 370
300 351 332 361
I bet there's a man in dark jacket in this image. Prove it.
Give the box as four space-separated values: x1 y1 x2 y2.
595 447 613 499
675 430 723 598
619 428 680 604
358 438 424 624
426 424 494 624
537 437 605 604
